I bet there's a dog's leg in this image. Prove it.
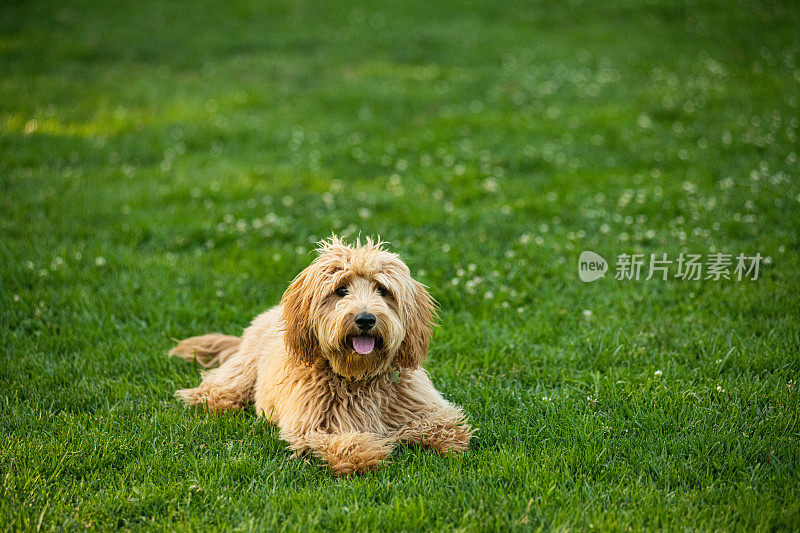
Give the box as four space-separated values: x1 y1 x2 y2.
387 370 474 455
175 346 258 412
281 429 395 476
395 404 473 455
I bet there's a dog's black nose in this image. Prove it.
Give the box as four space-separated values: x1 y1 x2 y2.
355 312 376 331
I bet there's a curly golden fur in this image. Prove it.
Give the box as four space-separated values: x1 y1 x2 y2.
170 236 473 475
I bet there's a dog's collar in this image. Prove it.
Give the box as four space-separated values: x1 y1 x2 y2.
325 361 403 385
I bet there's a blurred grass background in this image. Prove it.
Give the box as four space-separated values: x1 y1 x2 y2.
1 0 799 530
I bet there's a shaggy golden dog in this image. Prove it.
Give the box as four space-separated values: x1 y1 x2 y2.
170 236 472 475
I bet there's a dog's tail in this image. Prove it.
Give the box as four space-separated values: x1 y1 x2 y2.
169 333 241 368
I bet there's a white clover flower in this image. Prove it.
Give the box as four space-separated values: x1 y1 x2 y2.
95 257 106 267
482 178 498 192
654 370 663 378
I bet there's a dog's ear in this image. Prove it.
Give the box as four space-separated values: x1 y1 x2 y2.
280 267 320 366
396 280 437 369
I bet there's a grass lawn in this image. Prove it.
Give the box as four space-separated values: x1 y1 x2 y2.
2 0 799 530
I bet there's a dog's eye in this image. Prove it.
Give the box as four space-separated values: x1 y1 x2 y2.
377 287 388 297
335 286 349 297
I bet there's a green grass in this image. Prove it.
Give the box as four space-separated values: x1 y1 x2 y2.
2 0 799 530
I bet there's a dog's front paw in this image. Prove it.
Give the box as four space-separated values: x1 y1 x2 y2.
397 407 474 455
317 432 394 476
431 421 472 455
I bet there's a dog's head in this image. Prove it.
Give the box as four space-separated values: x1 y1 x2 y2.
280 235 437 379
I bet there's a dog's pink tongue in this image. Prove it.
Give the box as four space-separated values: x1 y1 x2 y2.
352 336 375 355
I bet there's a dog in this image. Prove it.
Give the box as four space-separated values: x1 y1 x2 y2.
170 236 473 475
